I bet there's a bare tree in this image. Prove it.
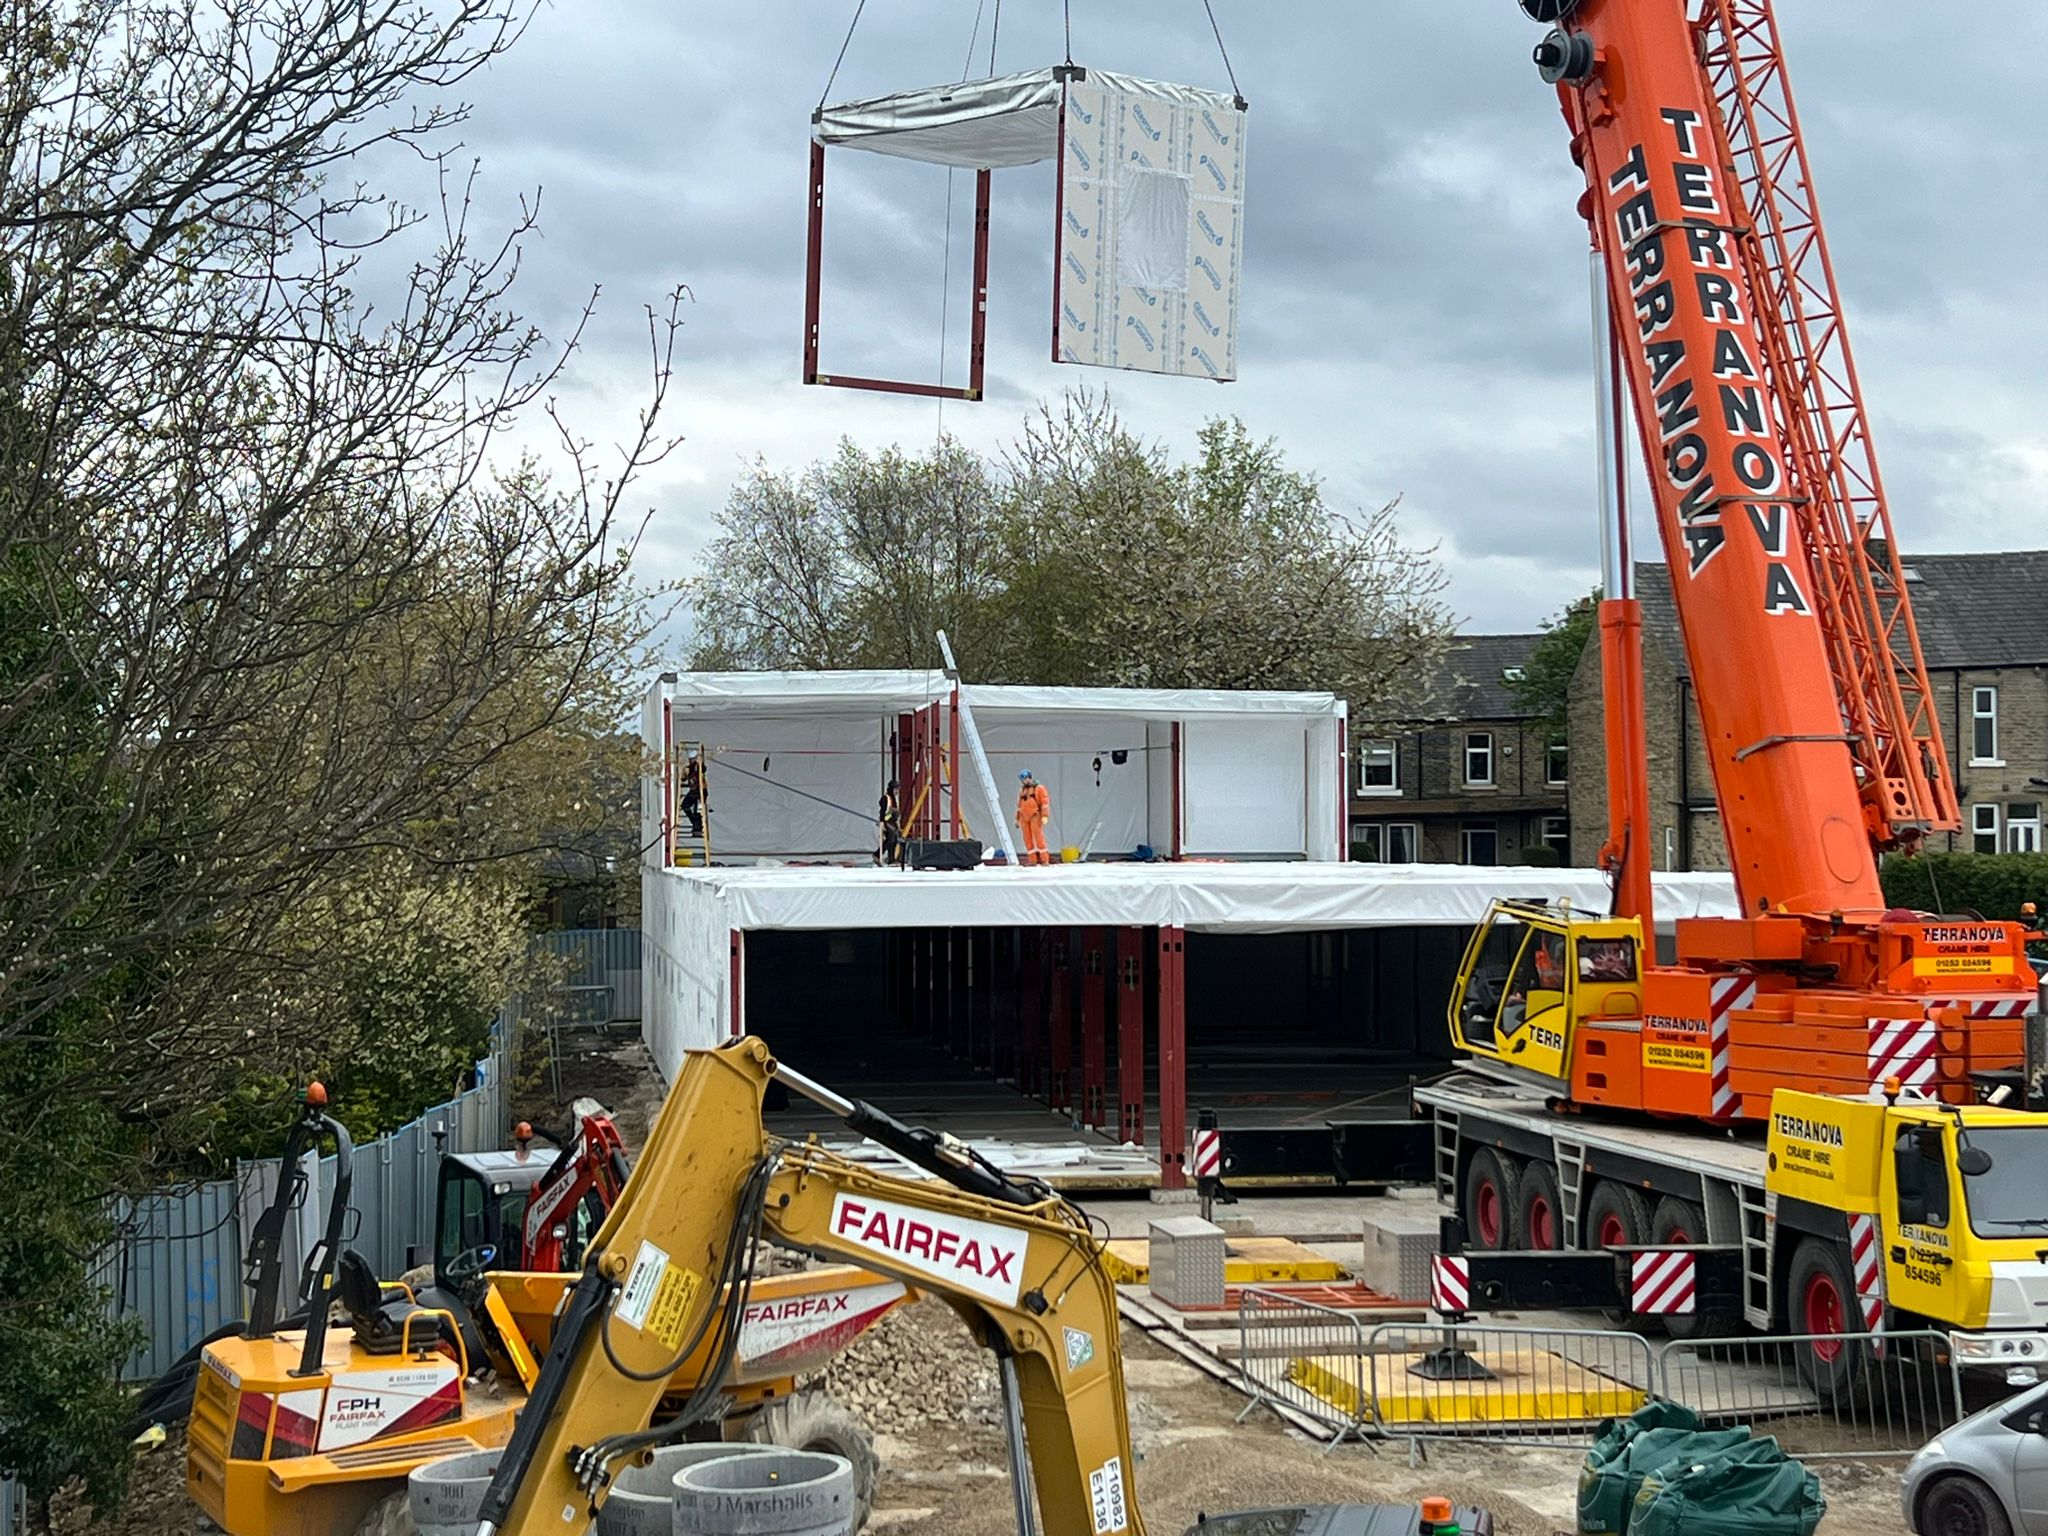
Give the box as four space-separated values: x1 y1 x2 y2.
687 438 1003 670
0 0 682 1514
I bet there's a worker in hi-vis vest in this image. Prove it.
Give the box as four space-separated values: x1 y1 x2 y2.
1016 770 1052 867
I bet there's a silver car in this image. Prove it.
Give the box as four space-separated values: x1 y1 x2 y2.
1905 1381 2048 1536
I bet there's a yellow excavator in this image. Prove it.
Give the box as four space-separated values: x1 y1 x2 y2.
469 1036 1488 1536
184 1085 908 1536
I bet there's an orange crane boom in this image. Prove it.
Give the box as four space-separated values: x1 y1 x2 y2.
1507 0 2033 1116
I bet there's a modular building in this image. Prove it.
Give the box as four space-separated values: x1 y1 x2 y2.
640 673 1737 1188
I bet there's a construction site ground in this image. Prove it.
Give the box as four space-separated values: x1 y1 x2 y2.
65 1029 1917 1535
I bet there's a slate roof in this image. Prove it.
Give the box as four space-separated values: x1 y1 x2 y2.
1634 552 2048 674
1396 632 1547 723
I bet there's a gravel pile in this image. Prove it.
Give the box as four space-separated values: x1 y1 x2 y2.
826 1298 1002 1439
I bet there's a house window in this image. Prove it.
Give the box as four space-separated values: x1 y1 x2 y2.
1546 742 1569 785
1540 815 1569 857
1354 821 1420 864
2009 803 2041 854
1461 821 1499 866
1972 686 2000 764
1972 803 2000 854
1463 732 1495 787
1358 740 1399 795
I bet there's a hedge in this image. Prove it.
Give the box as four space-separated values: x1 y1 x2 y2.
1880 851 2048 922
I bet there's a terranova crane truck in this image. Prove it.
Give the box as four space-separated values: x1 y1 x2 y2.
1418 0 2048 1394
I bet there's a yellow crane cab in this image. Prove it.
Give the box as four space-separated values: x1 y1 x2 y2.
1448 899 1645 1098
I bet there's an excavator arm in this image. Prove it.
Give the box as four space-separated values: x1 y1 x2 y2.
475 1035 1144 1536
520 1109 631 1271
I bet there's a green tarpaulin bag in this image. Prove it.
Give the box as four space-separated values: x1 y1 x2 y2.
1628 1439 1823 1536
1578 1403 1709 1536
1577 1426 1755 1536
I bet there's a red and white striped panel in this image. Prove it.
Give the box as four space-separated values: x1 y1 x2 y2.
1630 1252 1697 1315
1962 998 2030 1021
1847 1212 1886 1344
1192 1128 1222 1180
1867 1017 1939 1092
1431 1254 1470 1314
1708 978 1754 1117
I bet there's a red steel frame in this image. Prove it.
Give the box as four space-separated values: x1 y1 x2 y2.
804 142 990 401
1047 931 1072 1113
728 930 744 1038
1115 928 1145 1146
1336 715 1349 862
1691 0 1955 841
1154 925 1188 1190
661 699 674 867
1079 930 1107 1129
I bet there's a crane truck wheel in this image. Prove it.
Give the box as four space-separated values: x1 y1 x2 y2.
1648 1196 1738 1341
1787 1234 1869 1401
1581 1181 1653 1326
1461 1149 1522 1251
1515 1161 1563 1250
743 1389 878 1530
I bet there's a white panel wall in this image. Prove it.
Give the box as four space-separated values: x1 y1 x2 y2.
977 712 1153 859
678 713 887 861
644 874 730 1081
1180 718 1308 856
1056 74 1246 381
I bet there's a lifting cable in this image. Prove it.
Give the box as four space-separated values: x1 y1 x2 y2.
1202 0 1243 105
817 0 867 109
937 0 996 436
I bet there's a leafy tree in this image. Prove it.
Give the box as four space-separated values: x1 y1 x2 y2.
989 394 1451 698
1509 590 1601 741
686 391 1455 706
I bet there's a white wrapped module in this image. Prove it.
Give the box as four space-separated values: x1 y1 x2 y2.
811 65 1246 386
1057 72 1246 381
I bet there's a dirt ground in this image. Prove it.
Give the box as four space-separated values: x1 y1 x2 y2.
65 1033 1917 1536
834 1300 1912 1536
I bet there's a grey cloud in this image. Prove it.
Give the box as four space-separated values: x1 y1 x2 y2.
430 0 2048 634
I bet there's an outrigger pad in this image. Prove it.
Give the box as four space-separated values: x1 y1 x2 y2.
1407 1343 1498 1382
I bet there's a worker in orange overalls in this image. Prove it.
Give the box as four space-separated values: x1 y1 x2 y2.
1016 770 1052 867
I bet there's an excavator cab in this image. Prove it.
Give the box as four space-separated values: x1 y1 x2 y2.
1450 900 1644 1094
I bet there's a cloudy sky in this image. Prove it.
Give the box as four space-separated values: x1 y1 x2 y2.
441 2 2048 644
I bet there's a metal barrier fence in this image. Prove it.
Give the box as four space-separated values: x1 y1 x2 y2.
89 1009 516 1383
1658 1330 1965 1460
536 928 642 1022
1364 1321 1659 1448
1230 1298 1970 1461
1233 1286 1377 1447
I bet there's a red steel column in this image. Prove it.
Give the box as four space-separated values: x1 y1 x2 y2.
1337 715 1350 861
948 687 963 838
1155 924 1188 1190
662 699 675 867
803 142 825 384
1115 927 1145 1146
967 168 991 399
1023 930 1048 1098
1079 930 1107 1128
728 929 744 1039
1047 931 1073 1113
970 929 993 1069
